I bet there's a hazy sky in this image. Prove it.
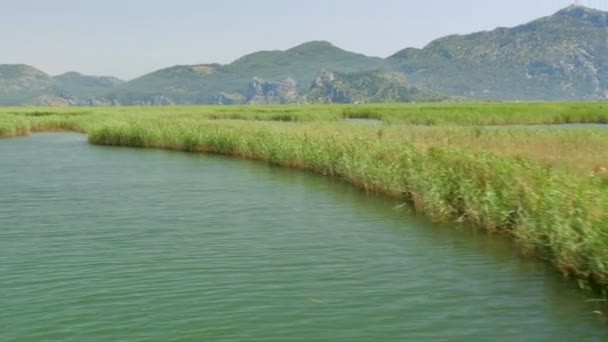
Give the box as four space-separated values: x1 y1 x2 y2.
1 0 606 79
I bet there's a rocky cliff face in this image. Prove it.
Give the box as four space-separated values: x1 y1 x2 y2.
131 95 174 106
32 93 119 107
214 92 245 105
246 78 303 104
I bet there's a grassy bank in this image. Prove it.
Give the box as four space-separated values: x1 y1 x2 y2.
1 103 608 290
0 114 29 138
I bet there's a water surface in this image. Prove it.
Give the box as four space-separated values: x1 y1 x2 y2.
1 133 606 341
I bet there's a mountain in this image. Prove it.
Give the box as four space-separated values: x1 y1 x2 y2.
390 5 608 100
109 41 390 105
0 65 54 106
225 41 389 92
0 5 607 105
307 70 445 103
0 65 124 106
53 72 123 98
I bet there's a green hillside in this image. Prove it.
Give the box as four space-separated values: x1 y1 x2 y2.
111 41 389 104
390 5 608 100
0 64 54 106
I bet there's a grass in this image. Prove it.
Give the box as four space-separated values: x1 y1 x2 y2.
1 103 608 291
3 102 608 125
0 113 29 138
381 127 608 178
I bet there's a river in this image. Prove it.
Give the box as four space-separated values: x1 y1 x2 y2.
1 133 606 341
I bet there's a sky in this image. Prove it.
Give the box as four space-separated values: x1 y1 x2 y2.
1 0 606 80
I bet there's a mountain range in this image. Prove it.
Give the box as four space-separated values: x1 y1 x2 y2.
0 5 606 106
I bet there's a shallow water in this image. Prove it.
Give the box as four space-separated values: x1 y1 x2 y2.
1 133 606 341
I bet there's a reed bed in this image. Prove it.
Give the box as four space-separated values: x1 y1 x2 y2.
381 126 608 178
2 102 607 125
0 114 29 138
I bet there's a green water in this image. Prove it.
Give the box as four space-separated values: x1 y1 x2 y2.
1 133 606 341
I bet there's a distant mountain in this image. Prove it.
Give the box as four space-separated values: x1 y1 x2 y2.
225 41 389 92
211 70 443 105
307 70 445 103
0 64 54 106
0 65 123 106
0 5 606 105
389 5 608 100
53 72 123 98
109 41 390 105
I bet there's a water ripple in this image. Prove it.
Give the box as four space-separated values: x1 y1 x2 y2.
1 133 606 341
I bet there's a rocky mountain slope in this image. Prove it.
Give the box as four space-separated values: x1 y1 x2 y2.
307 70 445 103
